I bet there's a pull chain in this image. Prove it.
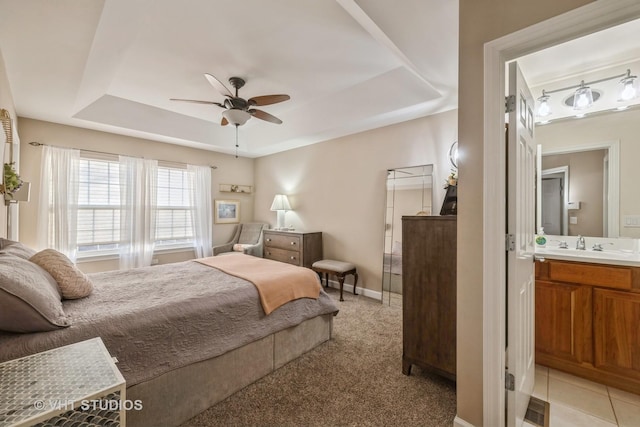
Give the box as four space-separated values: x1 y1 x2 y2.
235 125 239 158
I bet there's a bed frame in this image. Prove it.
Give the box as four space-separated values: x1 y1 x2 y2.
126 313 333 427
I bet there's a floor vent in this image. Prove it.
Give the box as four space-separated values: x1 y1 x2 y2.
524 396 550 427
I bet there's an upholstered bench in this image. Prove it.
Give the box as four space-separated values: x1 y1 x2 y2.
311 260 358 302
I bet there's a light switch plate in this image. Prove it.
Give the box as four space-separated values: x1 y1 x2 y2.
624 215 640 227
570 216 578 225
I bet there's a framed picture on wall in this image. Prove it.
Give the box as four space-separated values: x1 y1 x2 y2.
214 200 240 224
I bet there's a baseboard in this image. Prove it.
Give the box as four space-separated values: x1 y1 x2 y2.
324 279 382 301
453 415 476 427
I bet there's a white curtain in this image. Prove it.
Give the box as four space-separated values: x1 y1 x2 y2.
187 164 213 258
119 156 158 269
37 146 80 261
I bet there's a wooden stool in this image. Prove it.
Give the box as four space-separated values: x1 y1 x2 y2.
311 260 358 302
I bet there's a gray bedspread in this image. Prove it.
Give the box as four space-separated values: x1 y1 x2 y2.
0 260 338 386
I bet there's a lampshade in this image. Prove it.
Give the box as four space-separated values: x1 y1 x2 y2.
222 109 251 126
573 82 593 110
270 194 291 211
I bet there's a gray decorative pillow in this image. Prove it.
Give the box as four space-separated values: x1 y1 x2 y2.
0 238 37 259
0 255 69 333
30 249 93 300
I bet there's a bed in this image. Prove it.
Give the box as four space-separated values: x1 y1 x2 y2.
0 245 339 427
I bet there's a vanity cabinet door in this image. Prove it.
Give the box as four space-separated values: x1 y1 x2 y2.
535 280 593 364
593 288 640 381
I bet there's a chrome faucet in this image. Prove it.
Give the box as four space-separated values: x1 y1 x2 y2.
576 235 586 250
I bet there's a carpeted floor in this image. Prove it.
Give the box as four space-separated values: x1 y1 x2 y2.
181 288 456 427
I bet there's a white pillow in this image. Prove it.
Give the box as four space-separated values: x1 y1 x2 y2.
30 249 93 300
232 243 252 252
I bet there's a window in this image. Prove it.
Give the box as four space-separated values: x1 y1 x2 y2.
75 155 195 258
155 166 193 248
77 156 121 256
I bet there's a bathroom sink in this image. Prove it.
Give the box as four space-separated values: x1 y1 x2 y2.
536 247 640 265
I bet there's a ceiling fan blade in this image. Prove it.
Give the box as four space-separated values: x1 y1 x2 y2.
249 109 283 124
248 94 290 106
170 98 225 108
204 73 233 98
221 117 229 126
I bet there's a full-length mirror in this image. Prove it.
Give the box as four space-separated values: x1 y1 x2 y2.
382 165 434 306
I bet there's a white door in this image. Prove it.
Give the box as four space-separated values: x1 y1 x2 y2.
507 61 536 427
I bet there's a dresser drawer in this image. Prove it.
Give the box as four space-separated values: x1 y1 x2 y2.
264 233 302 250
264 247 301 266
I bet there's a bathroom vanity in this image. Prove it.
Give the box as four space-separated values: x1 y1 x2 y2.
535 248 640 395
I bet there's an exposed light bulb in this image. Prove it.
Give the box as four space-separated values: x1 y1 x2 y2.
576 93 590 108
620 80 637 101
536 91 551 117
573 82 593 111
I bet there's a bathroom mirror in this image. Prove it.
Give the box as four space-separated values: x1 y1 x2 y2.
536 140 619 238
382 164 434 306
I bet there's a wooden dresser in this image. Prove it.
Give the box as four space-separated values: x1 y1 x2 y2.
402 216 457 380
263 230 322 268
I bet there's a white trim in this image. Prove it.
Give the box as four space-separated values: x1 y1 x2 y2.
482 2 640 426
324 279 381 301
453 416 476 427
541 139 620 237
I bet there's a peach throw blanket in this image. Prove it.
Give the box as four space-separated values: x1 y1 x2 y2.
195 254 322 315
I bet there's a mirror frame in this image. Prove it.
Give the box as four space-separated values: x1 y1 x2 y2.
537 139 620 237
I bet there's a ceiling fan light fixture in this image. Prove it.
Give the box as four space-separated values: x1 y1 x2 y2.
573 81 593 111
222 108 251 126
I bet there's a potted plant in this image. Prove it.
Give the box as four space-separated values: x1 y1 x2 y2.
1 162 23 197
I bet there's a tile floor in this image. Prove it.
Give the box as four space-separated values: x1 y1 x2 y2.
524 365 640 427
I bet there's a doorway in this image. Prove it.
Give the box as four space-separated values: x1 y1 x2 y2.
482 3 640 427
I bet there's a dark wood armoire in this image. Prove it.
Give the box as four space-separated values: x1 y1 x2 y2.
401 216 457 380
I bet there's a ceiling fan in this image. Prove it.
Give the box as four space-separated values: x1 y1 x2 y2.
170 73 290 127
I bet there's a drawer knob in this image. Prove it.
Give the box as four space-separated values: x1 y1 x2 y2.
290 241 296 245
266 238 271 242
290 256 296 260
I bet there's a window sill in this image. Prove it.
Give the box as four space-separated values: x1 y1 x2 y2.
76 246 194 264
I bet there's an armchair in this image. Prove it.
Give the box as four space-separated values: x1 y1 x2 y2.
212 223 269 257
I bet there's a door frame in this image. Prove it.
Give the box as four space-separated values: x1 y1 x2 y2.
482 1 640 426
541 166 569 236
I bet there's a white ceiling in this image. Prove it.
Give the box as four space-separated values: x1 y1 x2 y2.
0 0 458 158
2 2 638 158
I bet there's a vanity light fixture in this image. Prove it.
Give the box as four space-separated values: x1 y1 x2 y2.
536 90 552 118
573 81 593 110
618 69 638 101
535 69 638 117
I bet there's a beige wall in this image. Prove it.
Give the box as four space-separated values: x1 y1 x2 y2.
538 108 640 238
17 118 254 273
458 0 593 425
253 109 457 295
0 47 18 238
